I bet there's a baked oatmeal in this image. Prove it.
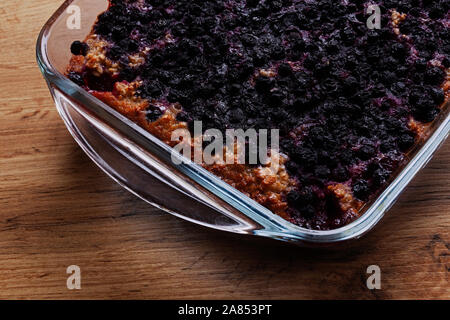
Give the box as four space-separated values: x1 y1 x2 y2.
67 0 449 230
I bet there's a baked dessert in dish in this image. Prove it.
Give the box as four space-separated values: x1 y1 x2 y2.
67 0 449 230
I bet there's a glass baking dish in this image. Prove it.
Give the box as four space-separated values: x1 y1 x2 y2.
36 0 449 246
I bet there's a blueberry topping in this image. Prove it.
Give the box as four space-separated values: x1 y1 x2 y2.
70 0 448 230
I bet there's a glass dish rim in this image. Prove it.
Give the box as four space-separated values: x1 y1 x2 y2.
36 0 450 243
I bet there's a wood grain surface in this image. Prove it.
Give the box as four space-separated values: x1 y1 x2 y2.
0 0 448 300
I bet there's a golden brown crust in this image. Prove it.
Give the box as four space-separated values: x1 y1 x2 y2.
207 152 293 219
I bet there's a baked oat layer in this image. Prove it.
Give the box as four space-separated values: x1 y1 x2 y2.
68 0 449 230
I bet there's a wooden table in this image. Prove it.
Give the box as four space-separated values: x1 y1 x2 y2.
0 1 448 300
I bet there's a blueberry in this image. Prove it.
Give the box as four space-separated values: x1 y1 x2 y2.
428 4 445 19
229 83 241 96
255 77 274 93
70 41 89 56
413 107 440 123
146 106 163 122
68 72 84 86
301 204 316 218
424 67 446 85
108 45 124 60
315 165 331 178
373 168 390 187
278 63 293 77
358 145 375 161
442 55 450 69
353 180 370 201
293 148 317 168
332 166 349 182
414 59 428 72
391 42 407 59
431 88 445 105
229 108 245 123
398 134 415 152
287 190 300 205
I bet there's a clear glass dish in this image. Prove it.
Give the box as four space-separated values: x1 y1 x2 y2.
36 0 449 246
